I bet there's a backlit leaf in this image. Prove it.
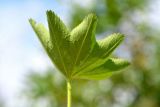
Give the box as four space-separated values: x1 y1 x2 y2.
29 10 130 80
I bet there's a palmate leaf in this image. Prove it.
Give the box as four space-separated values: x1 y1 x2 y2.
29 10 130 80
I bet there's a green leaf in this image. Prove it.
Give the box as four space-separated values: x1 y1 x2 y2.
75 58 130 80
46 10 74 78
70 14 97 67
75 33 125 74
29 10 130 80
29 19 51 52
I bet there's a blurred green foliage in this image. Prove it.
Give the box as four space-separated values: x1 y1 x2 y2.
0 98 5 107
23 0 160 107
69 0 148 33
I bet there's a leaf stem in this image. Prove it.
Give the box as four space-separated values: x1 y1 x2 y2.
67 80 71 107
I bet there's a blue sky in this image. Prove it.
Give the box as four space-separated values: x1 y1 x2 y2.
0 0 160 107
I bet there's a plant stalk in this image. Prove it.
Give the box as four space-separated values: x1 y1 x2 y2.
67 80 71 107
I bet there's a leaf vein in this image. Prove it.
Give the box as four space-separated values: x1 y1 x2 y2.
74 16 93 66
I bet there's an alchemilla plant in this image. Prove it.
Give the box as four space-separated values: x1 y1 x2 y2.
29 10 130 107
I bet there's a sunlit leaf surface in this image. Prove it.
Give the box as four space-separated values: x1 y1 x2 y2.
29 10 129 80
